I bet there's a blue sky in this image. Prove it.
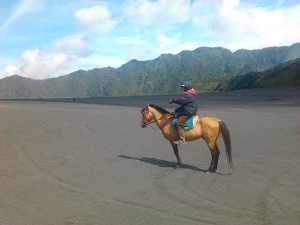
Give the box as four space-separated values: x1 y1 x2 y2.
0 0 299 79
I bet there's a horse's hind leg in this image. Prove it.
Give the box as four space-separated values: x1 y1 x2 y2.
210 145 220 172
206 141 220 173
171 143 182 168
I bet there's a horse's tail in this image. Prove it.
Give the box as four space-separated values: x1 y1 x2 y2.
218 120 234 169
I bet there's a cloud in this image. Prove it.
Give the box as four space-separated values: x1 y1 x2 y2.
0 65 20 78
191 0 300 50
0 0 43 32
122 0 191 26
157 34 198 54
19 48 73 79
157 34 180 49
0 34 94 79
1 0 300 80
173 42 199 53
52 35 92 57
221 0 239 15
75 5 117 33
78 54 125 69
0 49 73 80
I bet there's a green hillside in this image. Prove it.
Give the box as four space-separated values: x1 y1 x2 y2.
0 43 300 99
216 58 300 91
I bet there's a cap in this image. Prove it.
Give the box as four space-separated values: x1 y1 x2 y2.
180 81 193 89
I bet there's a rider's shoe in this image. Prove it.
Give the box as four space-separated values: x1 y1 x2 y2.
174 125 186 145
173 140 186 145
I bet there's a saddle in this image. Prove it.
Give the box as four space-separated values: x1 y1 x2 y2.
171 116 197 130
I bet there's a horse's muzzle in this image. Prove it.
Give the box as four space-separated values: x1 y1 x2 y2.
140 123 146 128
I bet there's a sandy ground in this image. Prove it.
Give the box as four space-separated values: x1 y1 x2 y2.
0 89 299 225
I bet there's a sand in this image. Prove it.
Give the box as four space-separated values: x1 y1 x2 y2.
0 89 299 225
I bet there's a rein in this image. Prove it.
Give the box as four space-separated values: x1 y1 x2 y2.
145 114 173 130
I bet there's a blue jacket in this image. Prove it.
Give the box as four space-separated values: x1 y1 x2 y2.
172 82 199 117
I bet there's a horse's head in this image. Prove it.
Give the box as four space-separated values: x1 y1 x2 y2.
140 104 154 128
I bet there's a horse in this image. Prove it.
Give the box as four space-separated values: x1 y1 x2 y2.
140 104 233 173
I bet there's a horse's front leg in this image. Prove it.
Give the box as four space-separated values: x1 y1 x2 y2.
170 142 182 168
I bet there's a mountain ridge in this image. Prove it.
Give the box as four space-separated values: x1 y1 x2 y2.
1 43 300 99
215 58 300 91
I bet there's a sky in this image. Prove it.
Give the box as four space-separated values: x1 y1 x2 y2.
0 0 300 80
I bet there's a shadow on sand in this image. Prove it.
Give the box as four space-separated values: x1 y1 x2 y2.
118 155 206 172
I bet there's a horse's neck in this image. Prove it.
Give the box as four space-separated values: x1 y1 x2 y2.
150 110 168 128
151 110 164 121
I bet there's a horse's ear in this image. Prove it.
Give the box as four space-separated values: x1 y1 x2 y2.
141 104 149 114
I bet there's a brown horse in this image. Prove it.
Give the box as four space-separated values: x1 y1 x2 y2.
140 104 233 173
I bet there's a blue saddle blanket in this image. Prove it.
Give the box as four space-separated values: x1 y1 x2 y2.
172 116 195 129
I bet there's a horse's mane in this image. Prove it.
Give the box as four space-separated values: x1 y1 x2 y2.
148 104 170 114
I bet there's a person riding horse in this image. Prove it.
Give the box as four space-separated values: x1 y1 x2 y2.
169 82 199 144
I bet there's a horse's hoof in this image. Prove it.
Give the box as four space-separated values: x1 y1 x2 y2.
206 169 216 174
175 164 182 169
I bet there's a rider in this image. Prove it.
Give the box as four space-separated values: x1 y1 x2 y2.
169 81 199 144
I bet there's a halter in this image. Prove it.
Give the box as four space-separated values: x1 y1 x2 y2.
141 111 172 130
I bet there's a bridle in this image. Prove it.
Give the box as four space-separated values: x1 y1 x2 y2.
141 110 172 129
